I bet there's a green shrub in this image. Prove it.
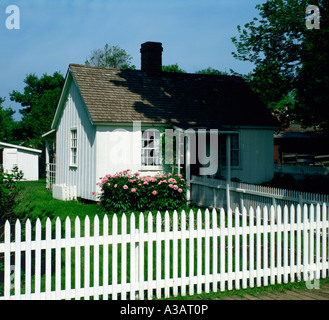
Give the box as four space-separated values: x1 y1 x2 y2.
0 166 24 221
97 170 188 214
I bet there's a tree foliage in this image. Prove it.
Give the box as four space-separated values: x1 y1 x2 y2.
232 0 308 106
9 72 64 148
195 67 229 75
295 3 329 132
231 0 329 132
0 97 17 143
162 63 187 73
85 44 136 69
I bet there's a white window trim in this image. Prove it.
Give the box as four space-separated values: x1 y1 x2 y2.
70 128 78 168
230 132 241 169
219 132 241 169
140 129 162 170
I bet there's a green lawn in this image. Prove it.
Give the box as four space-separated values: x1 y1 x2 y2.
17 180 100 223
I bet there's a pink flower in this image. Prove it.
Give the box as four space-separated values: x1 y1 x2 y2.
138 183 142 186
181 178 185 182
152 190 157 195
114 184 118 188
178 188 183 193
96 182 99 186
123 185 128 190
169 184 174 188
131 188 137 193
168 173 172 176
135 172 140 176
173 185 178 190
107 183 111 186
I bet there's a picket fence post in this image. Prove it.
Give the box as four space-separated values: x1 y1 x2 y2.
322 204 328 279
112 214 118 300
181 210 187 297
120 213 127 300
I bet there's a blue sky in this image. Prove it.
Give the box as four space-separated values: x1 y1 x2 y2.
0 0 265 120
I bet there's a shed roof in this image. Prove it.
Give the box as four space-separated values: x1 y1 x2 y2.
0 142 42 154
61 64 279 130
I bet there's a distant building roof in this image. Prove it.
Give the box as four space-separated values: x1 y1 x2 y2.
0 142 42 153
274 122 322 139
64 64 279 130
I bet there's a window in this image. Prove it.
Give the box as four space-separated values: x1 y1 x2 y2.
231 133 240 167
70 129 77 166
219 133 240 167
141 130 161 166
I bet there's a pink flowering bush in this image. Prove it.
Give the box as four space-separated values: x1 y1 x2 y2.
98 170 188 214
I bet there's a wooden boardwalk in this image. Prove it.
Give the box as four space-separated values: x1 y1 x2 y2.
221 284 329 300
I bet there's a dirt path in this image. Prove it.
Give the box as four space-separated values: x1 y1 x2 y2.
220 283 329 300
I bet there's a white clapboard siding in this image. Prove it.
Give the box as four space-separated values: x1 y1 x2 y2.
1 204 329 300
55 80 97 201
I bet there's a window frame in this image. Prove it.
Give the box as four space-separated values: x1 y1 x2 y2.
70 128 78 168
140 129 162 170
230 133 240 168
219 132 240 169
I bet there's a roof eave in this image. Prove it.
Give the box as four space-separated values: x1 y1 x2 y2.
51 68 72 130
51 66 95 130
0 142 42 153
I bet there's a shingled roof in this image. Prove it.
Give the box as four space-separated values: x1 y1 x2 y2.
68 63 279 130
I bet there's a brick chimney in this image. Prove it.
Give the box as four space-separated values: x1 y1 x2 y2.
140 42 163 74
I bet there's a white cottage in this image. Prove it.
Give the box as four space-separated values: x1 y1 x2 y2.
0 142 41 181
44 42 279 201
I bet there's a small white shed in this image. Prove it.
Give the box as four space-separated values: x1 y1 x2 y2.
0 142 42 181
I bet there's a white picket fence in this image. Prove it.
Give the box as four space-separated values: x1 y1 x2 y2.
0 204 328 300
190 175 329 216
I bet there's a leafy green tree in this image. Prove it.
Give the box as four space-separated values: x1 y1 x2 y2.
85 44 136 69
231 0 308 107
231 0 329 132
0 97 17 143
196 67 229 75
295 4 329 132
162 63 186 73
9 72 64 148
